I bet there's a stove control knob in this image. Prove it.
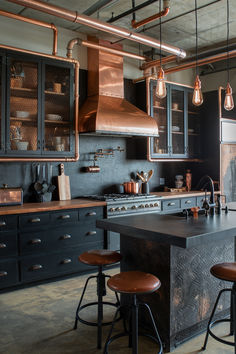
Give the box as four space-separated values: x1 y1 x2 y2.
139 204 145 208
145 204 150 208
131 205 137 209
121 206 127 211
109 208 115 212
150 204 154 207
154 203 159 207
115 207 121 212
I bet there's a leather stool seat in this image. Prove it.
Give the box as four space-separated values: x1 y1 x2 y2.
202 262 236 352
211 262 236 282
79 249 122 266
108 271 161 294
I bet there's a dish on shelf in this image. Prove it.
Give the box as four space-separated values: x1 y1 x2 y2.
159 125 165 131
188 128 194 133
172 126 180 132
46 114 62 121
15 141 29 150
172 103 179 110
14 111 30 118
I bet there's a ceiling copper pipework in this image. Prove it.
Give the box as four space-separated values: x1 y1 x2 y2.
67 38 148 61
131 0 170 29
0 9 57 55
141 54 177 70
7 0 186 58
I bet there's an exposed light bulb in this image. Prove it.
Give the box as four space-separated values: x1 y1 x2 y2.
192 75 203 106
155 67 167 99
224 82 234 111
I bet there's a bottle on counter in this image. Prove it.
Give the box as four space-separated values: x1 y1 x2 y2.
185 169 192 192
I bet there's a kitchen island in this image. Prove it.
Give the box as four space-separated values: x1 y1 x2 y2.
97 212 236 351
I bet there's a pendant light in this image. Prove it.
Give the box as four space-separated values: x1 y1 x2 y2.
155 0 167 99
224 0 234 111
192 0 203 106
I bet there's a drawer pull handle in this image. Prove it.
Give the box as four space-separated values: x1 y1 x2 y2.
0 243 7 248
60 214 71 220
86 231 97 236
168 202 175 206
60 234 72 240
0 271 7 277
30 264 43 271
185 200 192 204
30 238 42 245
87 212 96 216
30 218 41 223
61 258 72 264
0 221 6 227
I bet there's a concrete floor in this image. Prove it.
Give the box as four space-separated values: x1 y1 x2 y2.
0 268 234 354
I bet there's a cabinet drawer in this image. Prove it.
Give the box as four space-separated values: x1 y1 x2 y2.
20 225 104 256
0 215 17 231
51 210 78 224
162 199 180 212
0 232 17 257
79 207 103 221
197 195 210 208
19 213 50 229
0 260 18 289
180 197 197 209
20 243 103 282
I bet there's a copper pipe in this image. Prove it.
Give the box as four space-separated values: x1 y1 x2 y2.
141 55 176 70
131 0 170 29
165 49 236 74
7 0 186 58
0 9 58 55
0 43 79 162
67 38 148 61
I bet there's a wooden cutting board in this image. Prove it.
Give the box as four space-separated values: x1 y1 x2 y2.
58 163 71 201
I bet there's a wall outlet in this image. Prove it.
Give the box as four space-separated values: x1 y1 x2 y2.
160 178 165 185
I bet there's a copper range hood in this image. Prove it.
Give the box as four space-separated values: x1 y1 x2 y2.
79 38 158 137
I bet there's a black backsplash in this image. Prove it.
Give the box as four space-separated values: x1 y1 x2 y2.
0 71 199 202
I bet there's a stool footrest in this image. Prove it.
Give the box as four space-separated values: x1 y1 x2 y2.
207 318 234 347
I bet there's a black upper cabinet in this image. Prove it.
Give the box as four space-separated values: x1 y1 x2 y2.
149 80 202 160
0 49 75 158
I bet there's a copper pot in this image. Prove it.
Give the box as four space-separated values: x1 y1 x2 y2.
123 181 139 194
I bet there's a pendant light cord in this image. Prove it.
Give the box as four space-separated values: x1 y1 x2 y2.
159 0 162 67
227 0 229 83
195 0 198 76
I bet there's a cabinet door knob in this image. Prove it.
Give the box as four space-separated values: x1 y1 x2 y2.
61 258 72 264
29 238 42 245
0 243 7 248
60 234 72 240
87 212 96 216
86 231 97 236
60 214 71 220
0 271 7 277
168 202 175 206
0 221 6 227
30 218 41 223
30 264 43 271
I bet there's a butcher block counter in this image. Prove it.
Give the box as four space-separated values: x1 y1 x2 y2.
97 212 235 351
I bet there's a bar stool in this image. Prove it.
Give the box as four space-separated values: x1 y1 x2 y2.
202 262 236 353
74 249 122 349
104 270 163 354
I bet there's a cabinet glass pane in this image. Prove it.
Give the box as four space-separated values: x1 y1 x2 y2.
9 58 38 152
44 65 71 153
171 89 184 154
188 92 201 157
152 83 168 154
0 57 2 149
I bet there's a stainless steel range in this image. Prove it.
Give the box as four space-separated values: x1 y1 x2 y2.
86 194 162 250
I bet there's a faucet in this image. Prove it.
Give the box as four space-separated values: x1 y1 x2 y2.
196 175 215 215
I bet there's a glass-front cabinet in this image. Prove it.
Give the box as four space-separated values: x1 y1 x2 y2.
0 49 75 159
149 80 201 159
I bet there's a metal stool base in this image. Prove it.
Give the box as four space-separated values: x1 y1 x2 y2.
76 301 120 327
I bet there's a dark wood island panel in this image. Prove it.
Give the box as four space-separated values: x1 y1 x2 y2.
97 212 236 351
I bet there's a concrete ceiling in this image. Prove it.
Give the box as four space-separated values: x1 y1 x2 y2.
1 0 236 60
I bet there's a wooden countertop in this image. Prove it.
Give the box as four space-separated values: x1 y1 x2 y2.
97 211 235 249
0 199 106 215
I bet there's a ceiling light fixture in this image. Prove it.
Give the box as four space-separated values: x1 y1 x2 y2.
192 0 203 106
155 0 167 99
224 0 234 111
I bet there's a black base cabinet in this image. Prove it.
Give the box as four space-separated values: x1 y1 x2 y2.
0 206 104 291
